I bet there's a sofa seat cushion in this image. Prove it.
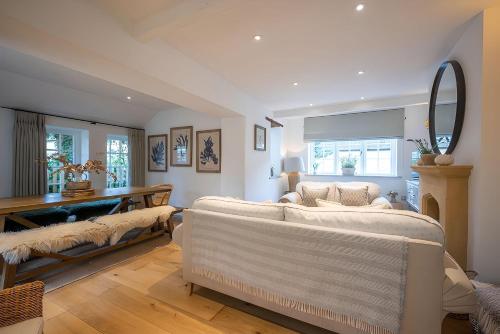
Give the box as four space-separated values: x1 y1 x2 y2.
0 317 43 334
192 196 284 221
443 252 476 314
284 205 444 244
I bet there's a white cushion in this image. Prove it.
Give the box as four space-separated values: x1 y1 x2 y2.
284 205 444 245
192 196 284 221
172 223 183 247
443 252 477 314
0 317 43 334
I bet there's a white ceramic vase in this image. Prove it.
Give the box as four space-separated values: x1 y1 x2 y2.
435 154 454 166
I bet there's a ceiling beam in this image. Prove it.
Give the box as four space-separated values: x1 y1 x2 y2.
131 0 224 42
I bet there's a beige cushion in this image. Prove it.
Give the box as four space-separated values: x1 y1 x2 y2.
301 186 329 207
296 181 381 203
337 185 369 206
316 198 392 209
443 252 477 314
284 205 445 244
0 317 43 334
192 196 284 221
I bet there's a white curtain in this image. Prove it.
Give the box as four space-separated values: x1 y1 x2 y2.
14 111 47 196
128 128 145 187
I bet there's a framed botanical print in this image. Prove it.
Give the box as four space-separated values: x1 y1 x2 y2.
148 134 168 172
254 124 266 151
170 126 193 167
196 129 221 173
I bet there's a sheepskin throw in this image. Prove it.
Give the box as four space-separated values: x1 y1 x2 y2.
189 210 409 334
94 205 175 245
0 221 110 264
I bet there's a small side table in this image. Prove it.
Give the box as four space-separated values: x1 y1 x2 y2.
167 207 185 237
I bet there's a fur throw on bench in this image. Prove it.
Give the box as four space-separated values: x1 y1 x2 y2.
0 206 175 264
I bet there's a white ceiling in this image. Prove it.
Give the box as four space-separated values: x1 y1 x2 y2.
95 0 499 111
0 46 180 127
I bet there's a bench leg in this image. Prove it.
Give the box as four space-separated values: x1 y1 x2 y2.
1 262 17 289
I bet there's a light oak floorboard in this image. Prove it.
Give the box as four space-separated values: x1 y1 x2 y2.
44 242 470 334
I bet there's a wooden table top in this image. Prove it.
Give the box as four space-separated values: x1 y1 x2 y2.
0 186 171 215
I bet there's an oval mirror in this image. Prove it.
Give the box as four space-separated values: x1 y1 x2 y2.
429 60 466 154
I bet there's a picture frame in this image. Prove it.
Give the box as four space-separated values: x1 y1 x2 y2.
196 129 221 173
254 124 266 151
170 126 193 167
148 134 168 172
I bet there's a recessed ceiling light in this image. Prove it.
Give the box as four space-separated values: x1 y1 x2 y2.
126 96 132 100
293 82 299 86
253 35 262 41
356 4 365 11
309 103 314 107
360 96 365 100
358 70 365 75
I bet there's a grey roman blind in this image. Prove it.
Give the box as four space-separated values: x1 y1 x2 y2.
304 108 404 142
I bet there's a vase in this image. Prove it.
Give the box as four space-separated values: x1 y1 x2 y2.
435 154 454 166
342 167 355 176
420 154 438 166
65 180 92 190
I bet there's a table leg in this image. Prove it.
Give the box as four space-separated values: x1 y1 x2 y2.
108 197 131 215
1 261 17 290
0 215 5 232
6 214 40 229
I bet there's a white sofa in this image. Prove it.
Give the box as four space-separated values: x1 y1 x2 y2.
279 181 393 208
173 196 475 334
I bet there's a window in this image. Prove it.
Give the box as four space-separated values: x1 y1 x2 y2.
308 139 399 176
106 136 129 188
46 132 74 193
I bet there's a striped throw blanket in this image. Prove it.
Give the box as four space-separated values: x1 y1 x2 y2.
190 210 409 334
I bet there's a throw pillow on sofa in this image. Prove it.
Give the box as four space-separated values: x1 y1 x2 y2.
315 198 392 209
337 186 369 206
301 186 329 207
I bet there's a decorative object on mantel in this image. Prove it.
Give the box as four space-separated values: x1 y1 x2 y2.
283 157 305 192
46 154 117 197
386 191 399 203
411 164 472 269
435 154 454 166
407 138 438 166
340 156 357 176
148 134 168 172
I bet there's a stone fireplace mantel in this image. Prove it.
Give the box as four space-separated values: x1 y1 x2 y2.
411 165 473 269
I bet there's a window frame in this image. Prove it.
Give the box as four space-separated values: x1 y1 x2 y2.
308 138 399 177
106 135 129 188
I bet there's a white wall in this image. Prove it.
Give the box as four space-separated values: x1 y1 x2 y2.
145 108 222 208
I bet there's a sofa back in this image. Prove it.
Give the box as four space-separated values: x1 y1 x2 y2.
296 181 381 203
284 205 445 245
192 196 285 221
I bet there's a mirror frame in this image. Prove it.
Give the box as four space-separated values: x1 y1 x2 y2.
429 60 466 155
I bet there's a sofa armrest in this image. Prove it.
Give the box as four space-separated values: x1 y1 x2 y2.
279 192 302 204
371 196 393 209
0 281 44 328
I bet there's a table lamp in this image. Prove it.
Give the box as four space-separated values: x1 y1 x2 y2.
283 157 305 192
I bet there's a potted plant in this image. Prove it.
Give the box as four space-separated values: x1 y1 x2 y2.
341 156 357 176
407 138 438 166
312 162 319 175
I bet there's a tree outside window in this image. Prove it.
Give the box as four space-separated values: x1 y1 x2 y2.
106 136 129 188
46 132 74 193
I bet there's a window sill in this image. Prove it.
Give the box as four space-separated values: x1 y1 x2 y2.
305 174 402 179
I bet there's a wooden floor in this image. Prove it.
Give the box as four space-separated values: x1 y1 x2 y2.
43 241 472 334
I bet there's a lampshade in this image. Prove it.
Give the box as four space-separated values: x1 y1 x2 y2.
283 157 305 173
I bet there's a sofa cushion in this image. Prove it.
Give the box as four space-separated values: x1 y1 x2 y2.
332 182 381 203
337 185 370 206
284 205 444 244
301 186 329 207
315 198 392 209
192 196 284 221
296 181 381 203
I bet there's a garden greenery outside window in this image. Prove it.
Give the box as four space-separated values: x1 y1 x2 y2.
107 136 129 188
308 139 399 176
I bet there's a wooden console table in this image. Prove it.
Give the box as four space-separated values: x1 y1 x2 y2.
0 186 172 231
